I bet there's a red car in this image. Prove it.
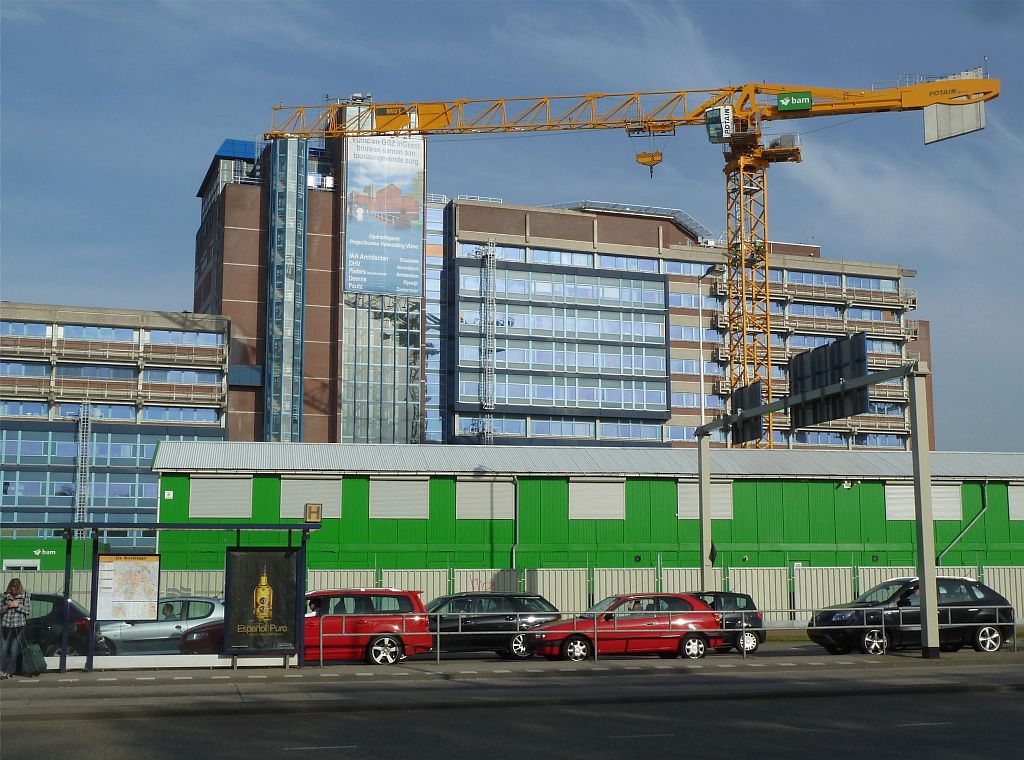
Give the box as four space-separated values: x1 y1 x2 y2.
180 619 224 654
528 593 724 661
305 589 433 665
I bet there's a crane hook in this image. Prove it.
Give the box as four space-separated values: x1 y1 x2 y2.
635 151 663 178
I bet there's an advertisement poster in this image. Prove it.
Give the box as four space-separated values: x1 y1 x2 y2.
224 548 299 653
96 555 160 621
344 135 424 296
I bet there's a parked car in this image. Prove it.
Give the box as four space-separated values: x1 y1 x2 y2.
808 576 1015 655
24 593 107 657
425 592 561 659
305 589 432 665
179 619 225 655
687 591 766 654
528 593 724 661
101 596 224 655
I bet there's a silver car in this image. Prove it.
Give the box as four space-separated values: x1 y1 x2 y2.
101 597 224 655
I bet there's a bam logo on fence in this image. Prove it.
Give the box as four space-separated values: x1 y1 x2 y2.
777 92 813 111
32 549 57 556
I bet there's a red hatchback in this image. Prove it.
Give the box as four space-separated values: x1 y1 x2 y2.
304 589 433 665
528 593 724 661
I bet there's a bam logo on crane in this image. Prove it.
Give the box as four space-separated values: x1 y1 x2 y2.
777 92 813 111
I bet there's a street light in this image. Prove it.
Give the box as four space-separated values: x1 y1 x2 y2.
697 263 725 427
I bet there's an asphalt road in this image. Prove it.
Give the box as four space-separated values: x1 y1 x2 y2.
3 641 1022 758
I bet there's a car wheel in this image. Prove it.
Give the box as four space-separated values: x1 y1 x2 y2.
679 633 708 660
561 635 591 662
366 635 403 665
859 628 889 656
103 639 117 656
735 630 760 655
44 644 80 657
973 625 1002 653
506 633 533 660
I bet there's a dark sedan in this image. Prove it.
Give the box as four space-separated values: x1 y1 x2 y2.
426 592 561 659
25 593 107 657
688 591 766 654
808 576 1015 655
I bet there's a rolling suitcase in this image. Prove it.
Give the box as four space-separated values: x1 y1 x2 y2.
21 643 47 677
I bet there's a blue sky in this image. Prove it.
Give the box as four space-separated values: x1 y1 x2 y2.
2 0 1022 451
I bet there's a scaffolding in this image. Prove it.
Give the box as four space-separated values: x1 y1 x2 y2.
479 239 497 445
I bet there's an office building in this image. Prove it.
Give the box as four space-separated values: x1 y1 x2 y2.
0 302 228 558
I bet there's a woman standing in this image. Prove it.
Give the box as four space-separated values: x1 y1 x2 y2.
1 578 31 679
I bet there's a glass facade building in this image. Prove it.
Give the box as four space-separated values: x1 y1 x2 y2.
0 303 229 557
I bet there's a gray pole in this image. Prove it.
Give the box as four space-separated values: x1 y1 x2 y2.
698 432 713 589
910 362 940 658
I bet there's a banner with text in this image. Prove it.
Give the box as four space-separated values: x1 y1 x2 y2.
224 548 299 654
344 136 424 296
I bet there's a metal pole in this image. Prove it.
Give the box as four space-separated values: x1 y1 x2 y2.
296 529 308 668
698 431 713 590
910 362 940 659
86 530 100 671
59 529 73 674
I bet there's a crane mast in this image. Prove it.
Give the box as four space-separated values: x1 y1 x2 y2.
268 73 999 447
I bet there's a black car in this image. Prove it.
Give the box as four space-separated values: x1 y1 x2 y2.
688 591 766 654
808 576 1015 655
426 592 561 659
25 593 107 657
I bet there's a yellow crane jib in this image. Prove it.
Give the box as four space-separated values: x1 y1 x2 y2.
266 70 1000 447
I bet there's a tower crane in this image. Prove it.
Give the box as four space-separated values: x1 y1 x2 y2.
267 71 1000 447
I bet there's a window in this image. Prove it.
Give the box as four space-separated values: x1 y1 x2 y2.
187 601 215 620
787 271 840 288
0 321 47 338
847 276 898 292
146 330 223 346
62 325 136 342
143 368 221 385
789 303 839 319
0 400 47 418
867 339 902 355
140 406 219 424
0 361 49 378
56 364 137 381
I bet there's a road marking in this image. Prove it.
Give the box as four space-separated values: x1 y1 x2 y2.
779 662 797 667
58 679 78 683
247 675 267 679
685 664 703 669
283 746 357 751
715 664 736 668
212 676 230 680
625 666 643 670
387 671 410 676
836 661 855 665
591 667 610 671
654 665 672 670
284 674 303 678
319 673 340 677
136 677 156 681
895 722 953 728
610 733 676 739
526 669 543 673
458 670 478 674
493 669 511 674
746 663 766 667
97 677 118 682
809 661 824 666
355 672 374 677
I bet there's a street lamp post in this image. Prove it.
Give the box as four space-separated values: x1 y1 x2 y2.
697 263 725 427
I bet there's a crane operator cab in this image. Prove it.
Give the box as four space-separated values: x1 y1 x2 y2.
704 106 733 144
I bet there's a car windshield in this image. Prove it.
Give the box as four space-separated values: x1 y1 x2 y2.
854 581 906 604
584 597 620 615
425 597 449 613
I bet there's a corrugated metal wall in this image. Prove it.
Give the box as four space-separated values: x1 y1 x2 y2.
983 567 1024 622
307 570 376 591
524 569 588 613
454 569 519 593
795 567 854 615
382 570 448 604
661 568 723 593
728 568 789 623
594 568 656 601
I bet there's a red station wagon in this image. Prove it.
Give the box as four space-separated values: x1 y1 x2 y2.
528 593 725 661
304 589 433 665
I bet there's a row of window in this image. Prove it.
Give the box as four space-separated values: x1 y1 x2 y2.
458 340 668 376
458 305 667 343
459 374 667 410
2 473 159 501
454 243 901 294
0 321 224 345
453 415 905 448
0 362 222 384
459 268 665 308
0 402 220 425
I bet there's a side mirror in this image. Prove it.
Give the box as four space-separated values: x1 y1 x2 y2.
603 613 616 622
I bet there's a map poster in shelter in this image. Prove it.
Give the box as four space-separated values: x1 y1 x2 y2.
224 548 299 653
96 555 160 621
344 135 424 296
